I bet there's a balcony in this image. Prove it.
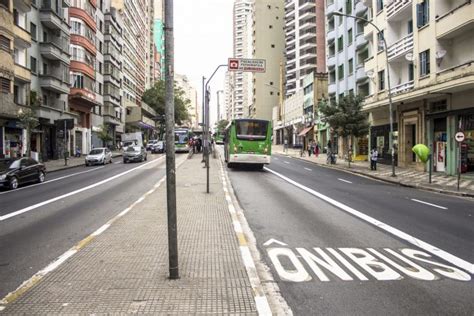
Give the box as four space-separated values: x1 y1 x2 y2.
299 30 316 41
327 1 336 14
327 55 336 68
14 64 30 82
299 0 315 11
40 73 69 94
436 2 474 40
13 25 31 48
69 88 98 108
387 34 413 62
327 28 336 42
40 41 70 64
300 40 316 51
355 0 367 17
390 80 414 95
299 10 315 21
300 51 317 61
386 0 412 20
40 7 69 34
14 0 31 12
103 106 121 125
356 64 368 82
355 33 368 49
300 20 316 31
436 61 474 83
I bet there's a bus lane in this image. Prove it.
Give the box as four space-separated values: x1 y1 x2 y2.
225 164 474 315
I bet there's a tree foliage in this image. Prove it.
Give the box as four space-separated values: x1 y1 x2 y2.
142 80 190 125
97 124 113 147
17 91 41 157
216 119 229 132
319 94 369 139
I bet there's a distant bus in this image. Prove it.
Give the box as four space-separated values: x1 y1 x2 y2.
214 131 224 144
224 119 272 169
175 128 190 153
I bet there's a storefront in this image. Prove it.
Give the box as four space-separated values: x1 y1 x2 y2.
370 123 398 166
459 114 474 174
1 120 24 159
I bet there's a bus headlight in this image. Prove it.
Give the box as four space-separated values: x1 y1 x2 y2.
263 146 268 154
233 145 238 153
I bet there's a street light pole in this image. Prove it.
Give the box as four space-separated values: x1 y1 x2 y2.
164 0 179 280
333 12 396 177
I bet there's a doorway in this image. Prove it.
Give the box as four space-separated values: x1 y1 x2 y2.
404 124 417 164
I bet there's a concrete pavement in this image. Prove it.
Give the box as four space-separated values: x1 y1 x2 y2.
273 145 474 198
0 154 268 314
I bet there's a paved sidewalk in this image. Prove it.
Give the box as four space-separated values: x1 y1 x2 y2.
273 145 474 198
44 151 123 173
0 155 259 314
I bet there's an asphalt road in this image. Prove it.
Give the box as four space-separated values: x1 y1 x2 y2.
224 151 474 315
0 153 186 299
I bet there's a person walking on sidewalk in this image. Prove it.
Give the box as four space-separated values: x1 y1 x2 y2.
370 146 378 170
314 141 320 157
307 140 313 157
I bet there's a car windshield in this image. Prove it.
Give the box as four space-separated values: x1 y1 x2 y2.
0 159 20 171
89 149 104 155
127 146 141 152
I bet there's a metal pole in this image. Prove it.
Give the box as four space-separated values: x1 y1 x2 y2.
457 142 461 191
164 0 179 280
429 144 432 184
64 120 67 166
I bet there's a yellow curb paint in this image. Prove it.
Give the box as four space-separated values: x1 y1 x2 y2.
0 275 42 305
237 233 248 246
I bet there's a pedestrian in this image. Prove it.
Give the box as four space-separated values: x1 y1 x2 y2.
370 146 378 170
314 141 320 157
284 138 288 153
192 138 197 154
197 138 202 153
307 140 313 157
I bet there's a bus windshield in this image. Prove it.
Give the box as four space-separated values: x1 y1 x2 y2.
236 120 268 140
175 132 189 144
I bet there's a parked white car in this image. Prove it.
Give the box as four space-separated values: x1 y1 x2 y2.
85 148 112 166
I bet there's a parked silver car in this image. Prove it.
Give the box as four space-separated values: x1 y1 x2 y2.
85 148 112 166
123 146 147 163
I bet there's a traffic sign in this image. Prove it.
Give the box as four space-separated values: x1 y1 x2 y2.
455 132 465 142
228 58 266 73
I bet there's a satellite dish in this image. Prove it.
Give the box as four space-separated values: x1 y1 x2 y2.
435 50 447 59
405 52 414 62
366 70 375 79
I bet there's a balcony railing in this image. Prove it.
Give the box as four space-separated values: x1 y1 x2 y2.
390 80 414 95
355 0 367 17
387 34 413 61
386 0 411 20
436 1 474 40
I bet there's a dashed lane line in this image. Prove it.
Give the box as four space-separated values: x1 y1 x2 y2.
411 199 448 210
284 161 290 164
338 178 353 184
304 167 312 171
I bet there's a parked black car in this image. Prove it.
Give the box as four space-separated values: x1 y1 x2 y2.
0 157 46 190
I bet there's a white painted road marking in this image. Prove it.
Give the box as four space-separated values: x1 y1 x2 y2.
265 246 470 282
0 156 166 222
284 161 290 164
338 178 352 184
411 199 448 210
264 167 473 274
304 167 312 171
0 166 105 195
263 238 288 247
113 161 122 164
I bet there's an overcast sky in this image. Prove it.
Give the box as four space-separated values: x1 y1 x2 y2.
174 0 234 126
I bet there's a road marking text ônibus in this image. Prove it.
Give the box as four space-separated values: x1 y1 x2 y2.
266 246 471 283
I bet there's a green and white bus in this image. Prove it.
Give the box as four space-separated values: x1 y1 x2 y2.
175 128 190 153
224 119 272 169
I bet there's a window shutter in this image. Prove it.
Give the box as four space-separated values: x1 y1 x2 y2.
416 3 423 28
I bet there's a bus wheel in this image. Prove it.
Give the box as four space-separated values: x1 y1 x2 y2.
256 164 264 170
227 162 234 169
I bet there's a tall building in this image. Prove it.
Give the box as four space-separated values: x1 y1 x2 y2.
362 0 474 176
153 0 164 79
249 0 285 121
175 74 198 128
230 0 253 119
284 0 326 97
224 71 235 121
325 0 368 157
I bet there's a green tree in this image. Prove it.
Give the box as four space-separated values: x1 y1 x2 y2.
319 94 369 166
97 124 113 147
216 119 229 133
142 80 190 126
17 91 41 158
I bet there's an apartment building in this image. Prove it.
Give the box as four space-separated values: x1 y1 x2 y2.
0 0 31 158
363 0 474 175
175 74 199 129
153 0 164 79
230 0 253 119
284 0 326 98
249 0 285 121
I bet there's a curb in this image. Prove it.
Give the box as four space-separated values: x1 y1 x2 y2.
276 152 474 199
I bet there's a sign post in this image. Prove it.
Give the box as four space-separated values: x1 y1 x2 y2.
455 132 465 191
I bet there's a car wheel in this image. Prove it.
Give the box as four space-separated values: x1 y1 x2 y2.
145 155 147 161
9 176 19 190
227 162 234 169
85 162 89 167
37 171 45 183
123 159 127 164
110 158 113 164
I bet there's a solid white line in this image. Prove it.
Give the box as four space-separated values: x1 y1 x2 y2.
273 157 279 160
304 167 312 171
0 166 105 195
264 167 473 274
0 156 165 222
338 178 353 184
411 199 448 210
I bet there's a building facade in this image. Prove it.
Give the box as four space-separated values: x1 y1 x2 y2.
175 74 199 129
363 0 474 175
250 0 285 121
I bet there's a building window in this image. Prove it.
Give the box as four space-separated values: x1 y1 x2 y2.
338 64 344 80
377 31 385 52
98 82 102 94
378 70 385 91
337 36 343 52
30 56 37 73
348 29 353 45
30 22 37 41
417 1 429 28
407 19 413 34
270 91 274 95
348 58 354 74
408 63 414 81
419 50 430 76
0 35 10 52
346 0 352 14
0 77 10 93
0 0 9 9
376 0 384 13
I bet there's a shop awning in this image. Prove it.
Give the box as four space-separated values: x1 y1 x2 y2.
298 126 313 137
